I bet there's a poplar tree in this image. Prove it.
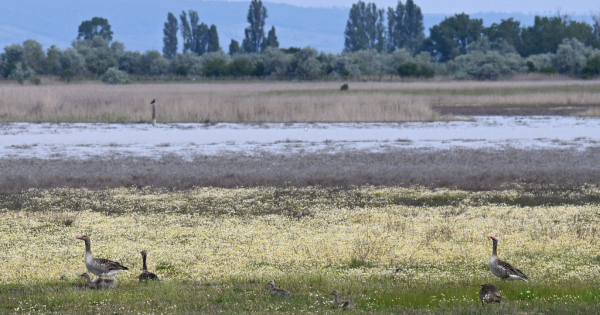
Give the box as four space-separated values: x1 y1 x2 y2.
262 26 279 51
242 0 268 53
180 11 192 53
162 12 178 58
207 25 221 53
229 40 242 55
386 0 424 53
344 1 385 52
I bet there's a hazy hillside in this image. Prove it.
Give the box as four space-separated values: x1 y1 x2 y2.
1 0 595 53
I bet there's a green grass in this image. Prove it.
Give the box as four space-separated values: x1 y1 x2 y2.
263 84 600 97
3 186 600 216
2 278 599 314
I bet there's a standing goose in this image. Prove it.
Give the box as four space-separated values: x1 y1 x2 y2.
330 290 356 309
80 272 116 289
266 280 292 297
76 235 129 277
138 250 159 281
488 235 529 281
479 284 503 304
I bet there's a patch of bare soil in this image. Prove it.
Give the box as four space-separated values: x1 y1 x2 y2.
2 147 600 194
433 104 600 116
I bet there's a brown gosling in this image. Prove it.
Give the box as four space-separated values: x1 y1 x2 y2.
266 280 292 297
80 272 116 289
479 284 504 304
331 290 356 309
138 250 159 281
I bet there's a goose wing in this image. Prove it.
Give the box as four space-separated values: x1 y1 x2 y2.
498 259 529 280
94 257 129 272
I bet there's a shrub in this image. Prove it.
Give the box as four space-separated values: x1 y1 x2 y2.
29 77 41 85
175 65 189 77
202 58 228 77
99 67 130 84
340 83 349 91
539 66 557 74
397 62 435 79
228 57 254 77
582 54 600 79
60 69 74 83
447 51 526 80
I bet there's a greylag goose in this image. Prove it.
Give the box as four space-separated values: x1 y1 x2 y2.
479 284 503 304
331 290 356 309
266 280 292 297
488 235 529 281
76 235 128 277
80 272 116 289
138 250 159 281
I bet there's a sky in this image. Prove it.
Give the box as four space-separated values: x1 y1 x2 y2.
227 0 599 15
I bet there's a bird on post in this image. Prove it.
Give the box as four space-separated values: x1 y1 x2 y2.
151 99 156 126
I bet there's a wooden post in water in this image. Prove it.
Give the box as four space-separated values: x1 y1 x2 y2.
151 99 156 126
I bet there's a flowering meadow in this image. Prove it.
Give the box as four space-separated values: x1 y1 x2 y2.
1 186 600 313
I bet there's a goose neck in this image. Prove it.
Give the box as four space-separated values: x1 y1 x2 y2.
142 253 148 271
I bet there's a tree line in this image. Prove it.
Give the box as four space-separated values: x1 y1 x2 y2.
1 0 600 84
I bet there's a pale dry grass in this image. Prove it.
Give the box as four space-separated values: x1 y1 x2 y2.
0 82 439 123
1 80 600 122
578 107 600 116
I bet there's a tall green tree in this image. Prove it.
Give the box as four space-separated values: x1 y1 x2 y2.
387 6 400 52
387 0 424 53
242 0 268 53
207 25 221 53
180 11 192 53
520 16 596 56
77 17 113 42
180 10 201 54
424 13 483 61
262 26 279 51
402 0 424 53
229 40 242 55
484 18 522 52
189 11 200 54
44 45 61 74
195 23 209 55
593 12 600 43
163 12 178 58
22 39 45 73
344 1 386 52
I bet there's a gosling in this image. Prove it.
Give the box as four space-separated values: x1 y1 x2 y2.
80 272 116 289
266 279 292 297
331 290 355 309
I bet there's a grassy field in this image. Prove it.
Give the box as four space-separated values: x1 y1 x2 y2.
1 187 600 313
1 80 600 123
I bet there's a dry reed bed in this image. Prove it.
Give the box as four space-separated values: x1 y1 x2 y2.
1 81 600 122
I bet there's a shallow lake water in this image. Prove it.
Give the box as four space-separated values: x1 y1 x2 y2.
1 116 599 160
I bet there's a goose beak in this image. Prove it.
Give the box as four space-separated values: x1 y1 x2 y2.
76 236 83 239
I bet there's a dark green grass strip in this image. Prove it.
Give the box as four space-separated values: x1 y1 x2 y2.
2 279 599 314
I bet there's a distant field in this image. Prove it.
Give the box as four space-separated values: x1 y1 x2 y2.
1 187 599 314
1 80 600 123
